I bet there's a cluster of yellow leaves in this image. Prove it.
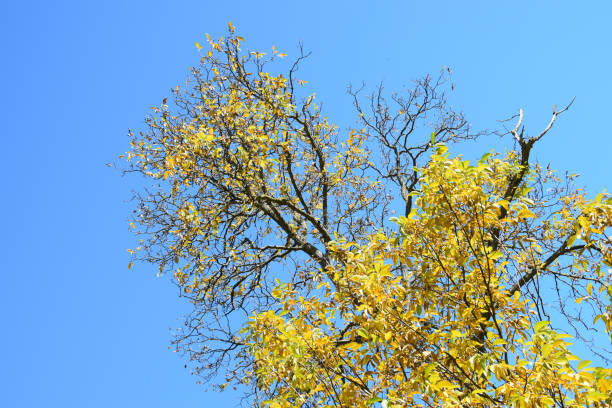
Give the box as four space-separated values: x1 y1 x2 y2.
125 28 612 407
243 145 612 407
127 29 375 299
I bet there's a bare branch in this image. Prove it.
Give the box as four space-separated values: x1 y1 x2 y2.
533 97 575 142
511 108 524 143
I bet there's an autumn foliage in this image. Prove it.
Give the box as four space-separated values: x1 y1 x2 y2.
126 25 612 407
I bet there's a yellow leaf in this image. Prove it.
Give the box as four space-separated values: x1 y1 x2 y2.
577 360 592 371
435 380 458 389
517 207 535 218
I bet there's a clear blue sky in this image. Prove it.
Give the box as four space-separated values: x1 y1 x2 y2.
1 1 610 407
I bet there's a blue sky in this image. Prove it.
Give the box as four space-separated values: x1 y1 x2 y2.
1 1 611 407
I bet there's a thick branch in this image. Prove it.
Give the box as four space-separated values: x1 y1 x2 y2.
509 243 589 295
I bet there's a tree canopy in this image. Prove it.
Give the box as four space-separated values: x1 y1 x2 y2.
125 25 612 407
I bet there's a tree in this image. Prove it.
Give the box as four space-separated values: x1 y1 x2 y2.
125 25 612 407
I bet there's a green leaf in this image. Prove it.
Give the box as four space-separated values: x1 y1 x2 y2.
357 327 369 339
534 320 549 332
577 360 592 371
366 397 383 405
478 152 491 165
587 390 608 402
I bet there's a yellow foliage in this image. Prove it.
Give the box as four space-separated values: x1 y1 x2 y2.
125 27 612 407
243 148 612 407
